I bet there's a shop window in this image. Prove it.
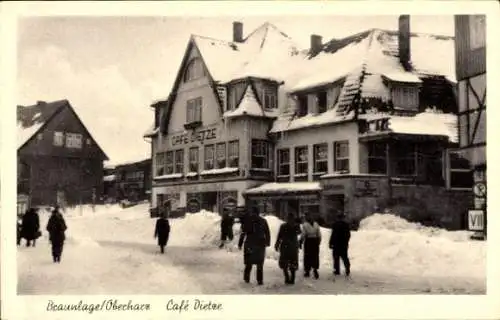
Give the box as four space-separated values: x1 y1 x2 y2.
251 140 270 169
189 147 199 172
317 91 327 114
216 142 227 169
262 86 278 109
186 97 202 124
155 152 166 176
66 133 83 149
184 58 205 82
228 140 239 167
448 150 473 189
334 141 349 173
165 151 174 174
53 131 64 147
313 143 328 174
295 146 308 175
297 94 308 117
469 15 486 50
418 148 444 185
174 149 184 174
204 144 215 170
368 142 387 174
393 142 416 176
277 149 290 176
391 86 419 111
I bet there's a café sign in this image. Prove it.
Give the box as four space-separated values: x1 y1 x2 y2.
171 127 217 146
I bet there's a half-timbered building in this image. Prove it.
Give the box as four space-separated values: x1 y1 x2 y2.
146 16 473 229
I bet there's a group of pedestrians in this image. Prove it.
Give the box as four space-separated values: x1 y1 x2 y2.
17 205 68 263
235 206 351 286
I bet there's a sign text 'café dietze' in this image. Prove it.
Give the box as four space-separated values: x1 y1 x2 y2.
171 128 217 146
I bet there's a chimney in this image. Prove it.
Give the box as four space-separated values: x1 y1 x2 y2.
398 15 411 71
310 34 323 55
233 21 243 43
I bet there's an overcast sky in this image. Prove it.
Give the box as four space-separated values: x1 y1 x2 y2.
17 15 454 165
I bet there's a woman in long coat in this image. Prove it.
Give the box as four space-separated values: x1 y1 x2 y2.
46 207 67 263
154 214 170 254
238 207 271 285
275 213 301 284
21 208 40 247
300 214 322 279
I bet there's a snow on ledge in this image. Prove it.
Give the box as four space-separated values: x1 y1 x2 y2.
382 72 422 83
103 175 116 182
186 172 199 177
200 167 239 175
244 182 321 195
154 173 183 180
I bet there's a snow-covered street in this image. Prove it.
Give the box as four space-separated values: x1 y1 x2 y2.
17 203 486 294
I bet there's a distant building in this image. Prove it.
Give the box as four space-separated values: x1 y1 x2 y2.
454 15 486 231
146 16 472 229
102 159 152 202
17 100 108 207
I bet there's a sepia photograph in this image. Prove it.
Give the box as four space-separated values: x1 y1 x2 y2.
14 12 488 296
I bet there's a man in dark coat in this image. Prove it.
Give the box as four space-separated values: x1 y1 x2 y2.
21 208 40 247
154 214 171 254
219 209 235 249
275 213 301 284
238 206 271 285
46 206 67 263
329 212 351 277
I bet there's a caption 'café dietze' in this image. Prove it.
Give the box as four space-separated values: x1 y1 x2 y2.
144 17 473 228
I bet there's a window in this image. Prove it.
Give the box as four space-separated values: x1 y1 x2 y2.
165 151 174 174
53 132 64 146
278 149 290 176
334 141 349 173
37 133 43 141
313 143 328 174
204 144 215 170
184 58 205 82
216 143 227 168
174 149 184 174
251 140 270 169
295 146 308 175
317 91 327 114
228 140 239 167
392 86 419 110
368 142 387 174
86 138 92 146
393 142 416 176
189 147 199 172
297 95 308 117
469 15 486 50
448 150 473 189
66 133 83 149
155 152 166 176
229 82 247 111
186 97 202 123
262 87 277 109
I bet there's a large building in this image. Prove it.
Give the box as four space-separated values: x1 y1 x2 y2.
17 100 108 207
146 16 473 229
454 15 486 233
102 158 152 203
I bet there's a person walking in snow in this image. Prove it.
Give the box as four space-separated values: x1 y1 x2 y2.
275 213 301 285
238 206 271 285
300 214 322 279
46 206 67 263
329 212 351 278
154 213 170 254
219 209 235 249
17 216 23 246
21 208 40 247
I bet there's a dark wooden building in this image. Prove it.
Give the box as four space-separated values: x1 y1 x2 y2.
102 159 152 202
17 100 108 208
454 15 486 233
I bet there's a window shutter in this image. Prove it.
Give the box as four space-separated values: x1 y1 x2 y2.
217 85 227 111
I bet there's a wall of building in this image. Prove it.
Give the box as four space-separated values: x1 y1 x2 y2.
455 15 486 80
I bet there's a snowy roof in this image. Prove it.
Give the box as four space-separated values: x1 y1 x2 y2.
223 85 279 119
244 182 321 195
17 100 68 149
359 108 458 143
143 124 159 138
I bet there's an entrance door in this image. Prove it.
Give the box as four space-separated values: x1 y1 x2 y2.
323 194 345 225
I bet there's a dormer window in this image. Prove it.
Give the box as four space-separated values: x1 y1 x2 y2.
317 91 327 114
391 86 419 111
262 87 277 109
297 94 308 117
184 58 205 82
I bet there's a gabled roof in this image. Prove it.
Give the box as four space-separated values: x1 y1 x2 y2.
17 99 109 160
